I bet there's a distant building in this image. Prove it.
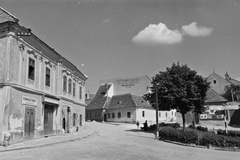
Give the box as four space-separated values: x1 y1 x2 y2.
86 75 176 124
0 7 87 144
85 92 95 106
205 71 240 126
107 93 176 125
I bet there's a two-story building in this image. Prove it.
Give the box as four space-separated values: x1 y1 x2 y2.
0 7 87 144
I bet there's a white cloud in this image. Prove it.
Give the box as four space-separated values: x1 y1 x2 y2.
102 19 110 23
182 22 213 37
132 22 183 45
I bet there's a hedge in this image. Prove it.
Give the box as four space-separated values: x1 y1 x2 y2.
217 129 240 137
149 122 181 131
159 127 240 148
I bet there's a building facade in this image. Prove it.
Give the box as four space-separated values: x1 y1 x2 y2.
0 7 87 144
107 93 176 125
86 75 176 124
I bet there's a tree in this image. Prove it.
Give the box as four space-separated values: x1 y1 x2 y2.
222 84 240 102
144 63 210 131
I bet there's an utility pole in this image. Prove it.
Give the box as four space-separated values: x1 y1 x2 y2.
155 83 159 139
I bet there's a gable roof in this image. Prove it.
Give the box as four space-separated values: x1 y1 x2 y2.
86 84 111 110
205 88 227 104
107 93 153 110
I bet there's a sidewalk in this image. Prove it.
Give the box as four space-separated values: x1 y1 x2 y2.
0 123 95 153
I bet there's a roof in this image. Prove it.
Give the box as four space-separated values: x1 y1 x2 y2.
107 93 153 110
228 79 240 86
86 84 111 110
205 88 227 104
0 7 18 23
0 7 87 81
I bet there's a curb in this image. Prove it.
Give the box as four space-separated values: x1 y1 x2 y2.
0 129 96 153
161 139 240 152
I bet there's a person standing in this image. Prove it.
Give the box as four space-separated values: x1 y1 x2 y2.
136 121 139 129
144 120 148 131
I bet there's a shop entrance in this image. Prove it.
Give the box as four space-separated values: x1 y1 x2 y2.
44 104 54 135
24 107 35 138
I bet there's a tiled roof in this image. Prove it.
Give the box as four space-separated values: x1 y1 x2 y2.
107 93 153 109
86 84 111 110
205 89 227 104
228 79 240 86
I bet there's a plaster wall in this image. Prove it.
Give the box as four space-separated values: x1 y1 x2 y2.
0 36 7 83
60 99 85 133
207 74 231 95
101 76 151 96
107 108 136 123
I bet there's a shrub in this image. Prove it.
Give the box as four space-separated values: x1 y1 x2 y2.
159 127 198 144
159 122 181 128
217 129 240 137
196 126 208 132
159 126 240 148
188 125 195 129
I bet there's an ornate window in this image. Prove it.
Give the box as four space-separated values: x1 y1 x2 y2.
79 86 82 99
63 76 67 92
73 83 76 96
68 79 72 94
28 58 35 80
45 67 50 86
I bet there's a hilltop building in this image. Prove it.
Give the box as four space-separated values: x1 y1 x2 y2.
0 7 87 144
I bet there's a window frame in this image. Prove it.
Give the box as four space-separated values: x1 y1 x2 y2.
142 111 145 117
112 113 115 118
118 112 121 119
45 67 51 87
28 57 35 81
79 86 82 99
73 83 76 97
127 112 131 118
63 76 67 92
68 79 72 94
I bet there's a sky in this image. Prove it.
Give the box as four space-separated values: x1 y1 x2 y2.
1 0 240 94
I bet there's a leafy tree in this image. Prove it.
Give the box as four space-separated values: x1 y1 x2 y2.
222 84 240 101
144 63 210 131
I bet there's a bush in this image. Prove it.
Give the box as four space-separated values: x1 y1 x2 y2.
196 126 208 132
159 122 181 128
217 129 240 137
188 125 195 129
159 127 198 144
149 122 181 131
159 126 240 148
200 132 240 147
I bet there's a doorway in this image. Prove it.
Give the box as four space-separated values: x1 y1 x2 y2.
24 107 35 138
104 114 107 122
44 104 54 135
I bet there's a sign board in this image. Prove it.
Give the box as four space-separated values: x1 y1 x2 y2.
22 96 38 106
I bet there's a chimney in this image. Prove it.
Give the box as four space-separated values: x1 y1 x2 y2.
225 72 231 80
